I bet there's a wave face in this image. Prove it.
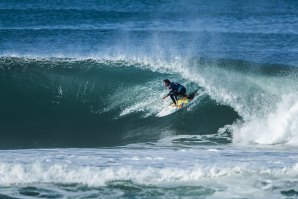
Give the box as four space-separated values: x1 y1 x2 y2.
1 56 298 148
0 57 239 148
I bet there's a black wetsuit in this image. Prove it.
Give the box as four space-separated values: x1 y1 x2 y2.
167 82 187 104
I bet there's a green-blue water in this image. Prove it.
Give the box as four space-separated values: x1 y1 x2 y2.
1 0 298 198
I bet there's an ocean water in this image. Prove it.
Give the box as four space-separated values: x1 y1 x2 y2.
1 0 298 198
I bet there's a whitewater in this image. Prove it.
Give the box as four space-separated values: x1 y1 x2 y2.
1 0 298 198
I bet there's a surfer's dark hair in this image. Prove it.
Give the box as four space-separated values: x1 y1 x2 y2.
163 79 170 84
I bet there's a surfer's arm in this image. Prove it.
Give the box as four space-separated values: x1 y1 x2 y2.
163 89 174 99
163 94 169 99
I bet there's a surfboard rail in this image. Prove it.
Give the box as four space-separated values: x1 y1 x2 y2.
156 90 198 117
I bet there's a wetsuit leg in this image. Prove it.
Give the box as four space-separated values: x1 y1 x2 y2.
170 93 178 105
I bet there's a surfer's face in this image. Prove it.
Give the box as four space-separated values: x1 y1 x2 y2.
164 82 169 87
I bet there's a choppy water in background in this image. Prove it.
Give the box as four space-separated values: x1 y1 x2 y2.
1 0 298 198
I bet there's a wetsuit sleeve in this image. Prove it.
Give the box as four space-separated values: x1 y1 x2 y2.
166 83 177 96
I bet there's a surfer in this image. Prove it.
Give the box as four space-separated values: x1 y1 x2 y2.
163 79 189 105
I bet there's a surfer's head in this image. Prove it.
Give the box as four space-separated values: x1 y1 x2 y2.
163 79 170 87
